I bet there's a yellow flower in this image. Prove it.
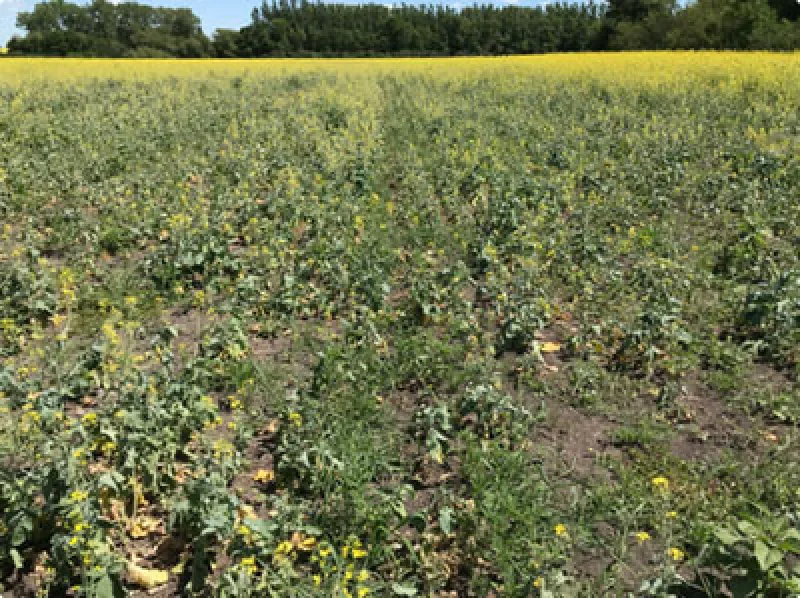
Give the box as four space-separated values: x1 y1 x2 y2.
358 588 370 598
101 322 119 346
70 490 88 502
651 476 670 492
296 535 317 551
635 531 651 543
288 412 302 427
554 523 569 538
352 547 367 559
668 547 685 562
666 511 678 519
276 540 294 555
252 469 275 483
240 555 257 574
357 569 369 582
82 413 98 425
533 577 543 588
319 546 332 559
313 574 322 586
69 537 80 546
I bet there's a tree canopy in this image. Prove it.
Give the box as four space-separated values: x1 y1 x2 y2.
5 0 799 58
8 0 212 57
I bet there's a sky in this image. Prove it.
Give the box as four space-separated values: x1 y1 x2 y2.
0 0 553 47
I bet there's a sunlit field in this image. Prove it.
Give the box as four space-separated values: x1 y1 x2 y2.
1 52 799 86
1 53 799 596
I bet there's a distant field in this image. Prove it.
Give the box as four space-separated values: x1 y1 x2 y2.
1 52 799 83
1 53 799 596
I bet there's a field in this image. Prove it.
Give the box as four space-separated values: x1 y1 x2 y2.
0 53 799 597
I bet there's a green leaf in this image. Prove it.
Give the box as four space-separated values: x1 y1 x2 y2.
439 507 454 534
10 548 23 569
714 527 740 546
391 582 418 596
754 540 771 571
94 574 115 598
737 520 759 537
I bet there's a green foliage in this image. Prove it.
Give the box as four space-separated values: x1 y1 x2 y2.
9 0 212 57
0 61 798 596
691 512 800 596
7 0 798 57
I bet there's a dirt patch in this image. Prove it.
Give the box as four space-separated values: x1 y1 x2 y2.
167 307 215 355
668 378 760 461
536 404 618 481
249 333 292 362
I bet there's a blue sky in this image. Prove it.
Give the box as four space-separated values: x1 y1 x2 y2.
1 0 553 46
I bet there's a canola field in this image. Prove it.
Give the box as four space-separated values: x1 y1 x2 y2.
1 53 799 596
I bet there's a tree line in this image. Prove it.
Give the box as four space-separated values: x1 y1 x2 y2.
5 0 799 58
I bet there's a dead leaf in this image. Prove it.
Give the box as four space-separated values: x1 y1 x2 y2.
126 561 168 589
264 419 281 435
129 515 162 539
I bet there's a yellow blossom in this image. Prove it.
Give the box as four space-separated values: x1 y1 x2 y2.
252 469 275 483
668 547 685 562
70 490 88 502
635 531 651 543
651 476 670 492
554 523 568 538
240 556 257 574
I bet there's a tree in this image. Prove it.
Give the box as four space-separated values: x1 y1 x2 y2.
213 29 241 57
10 0 211 57
607 0 676 21
768 0 800 21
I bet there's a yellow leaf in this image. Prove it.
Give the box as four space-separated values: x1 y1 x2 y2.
126 562 168 589
540 342 561 353
128 515 162 539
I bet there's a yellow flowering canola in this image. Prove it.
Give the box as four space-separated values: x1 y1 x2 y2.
0 52 798 90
